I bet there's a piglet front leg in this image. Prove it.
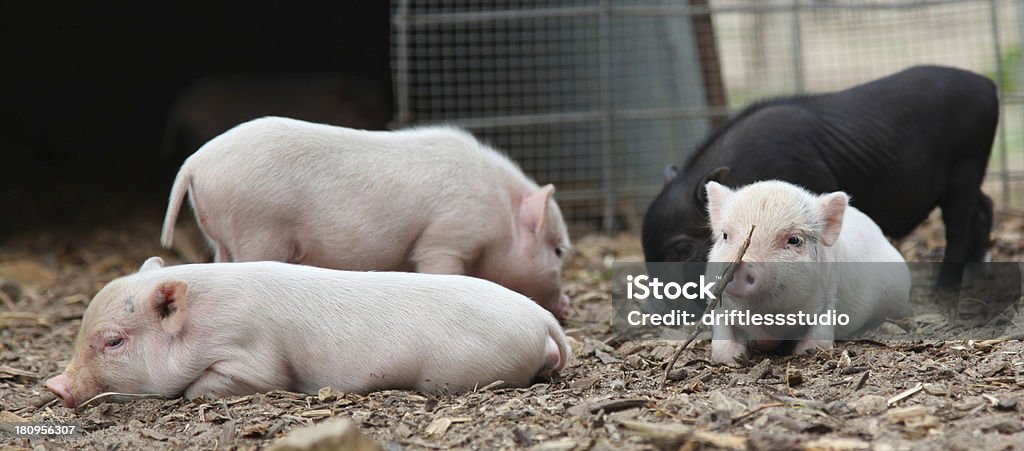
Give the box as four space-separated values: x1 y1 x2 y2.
414 251 467 275
711 324 747 365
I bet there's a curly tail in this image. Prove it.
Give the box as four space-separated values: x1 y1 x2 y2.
161 165 192 248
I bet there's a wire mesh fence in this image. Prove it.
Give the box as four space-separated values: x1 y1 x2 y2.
391 0 1024 231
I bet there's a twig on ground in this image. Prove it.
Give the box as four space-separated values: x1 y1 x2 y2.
731 402 786 424
76 391 166 410
887 382 924 406
660 225 755 389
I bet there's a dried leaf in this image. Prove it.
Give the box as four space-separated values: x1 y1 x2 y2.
804 437 871 450
0 365 36 379
886 405 927 423
0 312 49 328
266 418 380 451
849 395 887 416
139 428 169 441
300 409 333 419
0 411 27 423
887 382 923 406
594 348 620 364
317 387 344 402
242 423 269 438
424 418 452 436
588 398 649 414
0 261 57 289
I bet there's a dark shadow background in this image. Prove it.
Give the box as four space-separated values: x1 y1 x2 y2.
0 2 393 234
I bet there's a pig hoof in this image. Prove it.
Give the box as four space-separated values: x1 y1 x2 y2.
711 340 747 365
794 340 833 356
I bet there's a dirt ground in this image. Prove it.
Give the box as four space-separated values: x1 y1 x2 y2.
2 209 1024 450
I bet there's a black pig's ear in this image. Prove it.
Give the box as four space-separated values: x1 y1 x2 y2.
663 164 679 185
695 166 730 206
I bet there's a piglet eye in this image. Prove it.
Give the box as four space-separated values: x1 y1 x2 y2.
723 232 728 241
105 337 125 349
787 236 803 246
555 246 563 258
668 242 695 261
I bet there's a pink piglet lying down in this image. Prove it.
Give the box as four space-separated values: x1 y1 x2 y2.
46 258 570 408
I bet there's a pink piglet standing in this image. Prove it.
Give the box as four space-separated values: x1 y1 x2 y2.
704 180 911 364
160 117 572 318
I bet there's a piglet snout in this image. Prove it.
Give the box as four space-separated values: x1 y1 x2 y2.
46 374 77 408
555 294 570 319
725 261 764 300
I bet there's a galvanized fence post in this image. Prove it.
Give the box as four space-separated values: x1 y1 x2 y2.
990 0 1010 205
599 0 616 233
792 0 805 94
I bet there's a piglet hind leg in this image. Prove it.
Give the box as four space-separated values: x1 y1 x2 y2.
228 233 302 264
531 336 564 384
960 193 997 290
937 164 989 287
970 192 995 262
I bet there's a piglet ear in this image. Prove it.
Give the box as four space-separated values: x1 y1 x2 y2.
818 192 849 247
663 164 679 185
150 280 188 335
696 166 730 206
519 184 555 235
139 257 165 273
704 181 732 229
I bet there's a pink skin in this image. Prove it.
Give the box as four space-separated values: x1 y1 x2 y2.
707 182 846 362
723 261 763 300
556 294 571 318
45 258 572 409
46 374 76 408
723 261 779 351
161 118 572 318
474 184 570 317
705 180 911 365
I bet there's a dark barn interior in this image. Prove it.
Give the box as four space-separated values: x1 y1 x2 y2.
0 2 393 234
